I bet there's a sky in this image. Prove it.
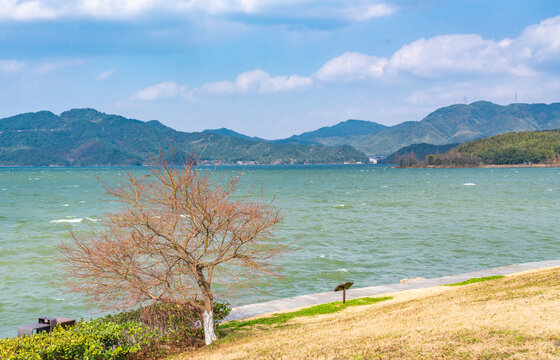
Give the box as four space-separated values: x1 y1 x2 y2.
1 0 560 139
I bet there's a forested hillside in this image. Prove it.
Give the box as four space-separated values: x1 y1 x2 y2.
400 130 560 167
0 109 369 166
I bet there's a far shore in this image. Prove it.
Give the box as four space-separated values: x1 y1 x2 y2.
480 163 560 168
394 163 560 169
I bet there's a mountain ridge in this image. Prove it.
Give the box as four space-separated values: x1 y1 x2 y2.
0 108 369 166
211 101 560 156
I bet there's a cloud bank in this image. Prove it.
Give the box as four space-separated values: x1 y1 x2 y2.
0 0 395 22
128 14 560 102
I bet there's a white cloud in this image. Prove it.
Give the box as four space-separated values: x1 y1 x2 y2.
314 15 560 82
0 59 24 73
315 52 387 82
95 69 116 81
235 69 270 91
516 15 560 62
343 3 394 22
388 34 535 77
130 81 187 101
36 59 86 74
260 74 313 93
199 69 312 94
0 0 396 22
126 14 560 105
77 0 161 19
0 0 62 21
201 80 237 94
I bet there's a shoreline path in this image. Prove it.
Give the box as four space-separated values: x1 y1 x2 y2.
226 259 560 321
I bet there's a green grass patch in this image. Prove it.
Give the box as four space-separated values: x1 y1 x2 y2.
445 275 504 287
221 296 392 331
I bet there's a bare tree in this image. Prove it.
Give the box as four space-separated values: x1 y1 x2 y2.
59 154 284 345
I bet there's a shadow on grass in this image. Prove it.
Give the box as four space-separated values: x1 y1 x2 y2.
220 296 393 331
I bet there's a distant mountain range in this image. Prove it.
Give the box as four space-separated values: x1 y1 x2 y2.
212 101 560 156
3 101 560 166
0 109 368 166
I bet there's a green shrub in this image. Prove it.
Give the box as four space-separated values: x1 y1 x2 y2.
0 301 231 359
0 319 156 360
102 300 231 342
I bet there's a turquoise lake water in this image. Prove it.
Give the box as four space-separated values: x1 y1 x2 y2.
1 165 559 338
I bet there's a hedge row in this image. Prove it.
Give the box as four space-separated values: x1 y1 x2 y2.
0 301 231 360
0 319 156 360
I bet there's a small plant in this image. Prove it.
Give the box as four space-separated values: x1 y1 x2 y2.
445 275 504 287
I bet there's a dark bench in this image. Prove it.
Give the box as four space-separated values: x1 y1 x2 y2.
17 317 76 336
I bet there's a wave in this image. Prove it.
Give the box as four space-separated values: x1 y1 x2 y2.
463 183 476 186
86 217 99 222
336 268 349 273
50 218 83 223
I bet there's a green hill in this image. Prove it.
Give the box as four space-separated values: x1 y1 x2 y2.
406 130 560 167
379 143 459 164
0 109 369 166
456 129 560 165
278 102 560 156
202 128 267 142
281 119 387 146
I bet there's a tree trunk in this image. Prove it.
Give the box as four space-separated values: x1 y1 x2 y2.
201 281 217 345
203 309 217 345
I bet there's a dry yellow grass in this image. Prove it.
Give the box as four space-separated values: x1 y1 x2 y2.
173 267 560 359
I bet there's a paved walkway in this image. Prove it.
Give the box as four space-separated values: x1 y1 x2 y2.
226 259 560 321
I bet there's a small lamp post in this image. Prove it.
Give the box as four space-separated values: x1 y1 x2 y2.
334 281 354 304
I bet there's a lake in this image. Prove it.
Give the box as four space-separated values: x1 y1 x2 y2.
0 165 559 338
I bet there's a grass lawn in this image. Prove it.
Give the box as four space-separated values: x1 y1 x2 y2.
444 275 504 286
172 267 560 359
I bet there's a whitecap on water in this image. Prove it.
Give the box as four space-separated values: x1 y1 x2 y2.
462 183 476 186
86 217 99 222
62 204 70 207
381 185 388 188
79 200 86 203
319 254 325 258
333 204 346 208
336 268 349 273
50 218 83 223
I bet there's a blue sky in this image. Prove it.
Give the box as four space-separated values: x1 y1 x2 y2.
1 0 560 138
